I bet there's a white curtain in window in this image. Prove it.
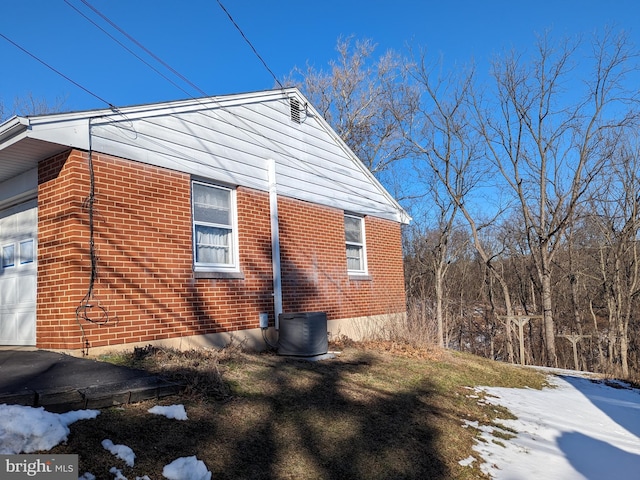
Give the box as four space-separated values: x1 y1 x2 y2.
345 215 364 272
195 225 231 264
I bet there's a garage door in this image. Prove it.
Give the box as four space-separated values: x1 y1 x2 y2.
0 199 37 346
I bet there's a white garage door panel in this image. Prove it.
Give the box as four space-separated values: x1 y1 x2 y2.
0 312 18 344
17 275 36 304
0 277 16 305
0 310 35 344
0 200 37 346
17 310 36 342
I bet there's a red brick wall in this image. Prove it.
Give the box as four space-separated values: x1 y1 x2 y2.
277 198 406 319
36 150 406 350
37 150 90 349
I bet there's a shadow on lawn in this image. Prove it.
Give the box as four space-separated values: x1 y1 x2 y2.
216 352 447 479
61 350 450 480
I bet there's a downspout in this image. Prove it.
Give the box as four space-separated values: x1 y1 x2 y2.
268 158 283 330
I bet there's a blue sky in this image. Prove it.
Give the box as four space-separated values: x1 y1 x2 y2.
1 1 639 114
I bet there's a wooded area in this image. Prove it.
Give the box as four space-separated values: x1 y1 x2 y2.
287 30 640 378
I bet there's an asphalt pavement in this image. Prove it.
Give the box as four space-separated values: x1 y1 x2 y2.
0 350 182 412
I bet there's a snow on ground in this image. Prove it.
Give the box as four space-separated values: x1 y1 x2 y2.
163 456 211 480
0 403 210 480
102 439 136 467
148 404 188 421
468 372 640 479
0 404 99 454
1 377 639 479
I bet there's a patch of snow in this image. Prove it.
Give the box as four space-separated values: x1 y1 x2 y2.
106 467 151 480
109 467 127 480
102 439 136 467
162 456 212 480
148 404 188 420
458 455 475 467
0 404 99 454
78 473 96 480
471 374 640 479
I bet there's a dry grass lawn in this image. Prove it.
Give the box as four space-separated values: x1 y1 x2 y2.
51 339 547 479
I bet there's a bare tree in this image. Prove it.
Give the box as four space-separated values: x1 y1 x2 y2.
474 30 639 366
404 218 469 348
398 51 519 357
0 92 67 122
588 139 640 376
285 36 409 177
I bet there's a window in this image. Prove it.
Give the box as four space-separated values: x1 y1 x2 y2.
192 181 238 271
20 239 34 264
2 244 15 268
344 214 367 274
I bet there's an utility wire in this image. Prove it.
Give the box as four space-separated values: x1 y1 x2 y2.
0 32 115 109
78 0 208 97
70 0 282 100
64 0 197 101
216 0 284 89
67 0 301 175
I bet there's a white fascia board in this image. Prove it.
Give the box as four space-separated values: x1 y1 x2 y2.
17 92 284 150
0 116 29 148
1 115 91 152
26 117 91 150
47 89 294 126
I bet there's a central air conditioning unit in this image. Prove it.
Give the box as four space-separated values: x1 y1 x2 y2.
277 311 328 357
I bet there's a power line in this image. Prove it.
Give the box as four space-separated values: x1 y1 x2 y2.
64 0 197 101
215 0 284 90
77 0 208 97
0 32 115 110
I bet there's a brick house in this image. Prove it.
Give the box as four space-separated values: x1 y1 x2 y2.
0 88 409 355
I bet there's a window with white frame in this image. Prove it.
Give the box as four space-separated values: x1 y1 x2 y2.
344 214 367 274
192 181 238 271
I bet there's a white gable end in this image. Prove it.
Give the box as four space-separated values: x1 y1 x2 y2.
1 88 409 224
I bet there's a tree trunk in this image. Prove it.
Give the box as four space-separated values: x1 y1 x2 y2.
589 300 604 371
540 263 557 367
434 269 445 348
619 325 629 377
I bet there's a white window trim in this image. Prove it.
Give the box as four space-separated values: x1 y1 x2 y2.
345 213 368 276
192 180 240 273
